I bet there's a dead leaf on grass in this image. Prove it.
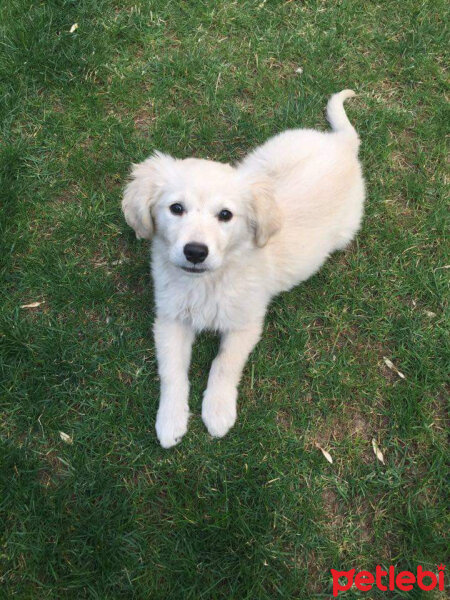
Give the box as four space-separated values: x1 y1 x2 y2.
315 443 333 464
383 357 406 379
21 301 44 309
59 431 73 445
372 438 385 464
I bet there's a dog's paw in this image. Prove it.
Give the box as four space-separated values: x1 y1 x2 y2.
202 386 237 438
155 403 189 449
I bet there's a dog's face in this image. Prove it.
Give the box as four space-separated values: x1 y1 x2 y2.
122 152 280 274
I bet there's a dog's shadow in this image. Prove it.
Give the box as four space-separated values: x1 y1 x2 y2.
188 331 220 411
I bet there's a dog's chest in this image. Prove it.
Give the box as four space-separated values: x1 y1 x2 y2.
154 270 263 332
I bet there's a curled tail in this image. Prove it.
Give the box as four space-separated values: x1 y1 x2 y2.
327 90 358 142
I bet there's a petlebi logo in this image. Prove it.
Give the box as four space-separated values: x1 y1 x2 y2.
330 564 445 597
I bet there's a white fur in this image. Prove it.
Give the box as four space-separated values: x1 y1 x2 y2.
122 90 365 448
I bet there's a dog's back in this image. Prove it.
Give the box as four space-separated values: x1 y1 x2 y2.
237 91 365 293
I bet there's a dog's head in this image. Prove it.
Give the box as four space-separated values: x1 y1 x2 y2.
122 152 280 274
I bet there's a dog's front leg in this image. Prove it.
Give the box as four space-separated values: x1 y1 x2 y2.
202 323 263 438
154 317 194 448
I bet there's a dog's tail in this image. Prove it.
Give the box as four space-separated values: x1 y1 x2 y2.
327 90 358 142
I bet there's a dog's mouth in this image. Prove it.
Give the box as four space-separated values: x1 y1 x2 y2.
181 266 208 274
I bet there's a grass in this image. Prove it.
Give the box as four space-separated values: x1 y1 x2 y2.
0 0 448 597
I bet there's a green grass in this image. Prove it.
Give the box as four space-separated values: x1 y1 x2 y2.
1 0 448 598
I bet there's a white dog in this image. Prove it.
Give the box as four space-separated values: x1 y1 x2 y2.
122 90 365 448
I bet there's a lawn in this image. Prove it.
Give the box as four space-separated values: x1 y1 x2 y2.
0 0 448 598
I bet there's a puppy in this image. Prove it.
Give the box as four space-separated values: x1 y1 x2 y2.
122 90 365 448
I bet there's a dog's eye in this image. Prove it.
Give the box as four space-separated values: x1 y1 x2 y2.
218 209 233 222
169 203 185 216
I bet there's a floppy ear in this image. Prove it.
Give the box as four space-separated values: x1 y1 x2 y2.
122 152 175 240
249 178 281 247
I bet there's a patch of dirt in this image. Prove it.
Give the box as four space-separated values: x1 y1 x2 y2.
133 103 157 131
37 449 68 490
430 389 449 432
361 79 411 114
51 98 65 113
276 409 293 431
321 488 375 552
301 550 331 595
303 400 389 467
304 408 376 448
388 128 417 176
52 182 82 205
321 487 345 528
354 501 374 545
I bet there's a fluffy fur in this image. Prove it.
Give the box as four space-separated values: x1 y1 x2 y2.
122 90 365 448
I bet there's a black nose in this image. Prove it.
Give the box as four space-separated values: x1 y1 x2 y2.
183 242 209 264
